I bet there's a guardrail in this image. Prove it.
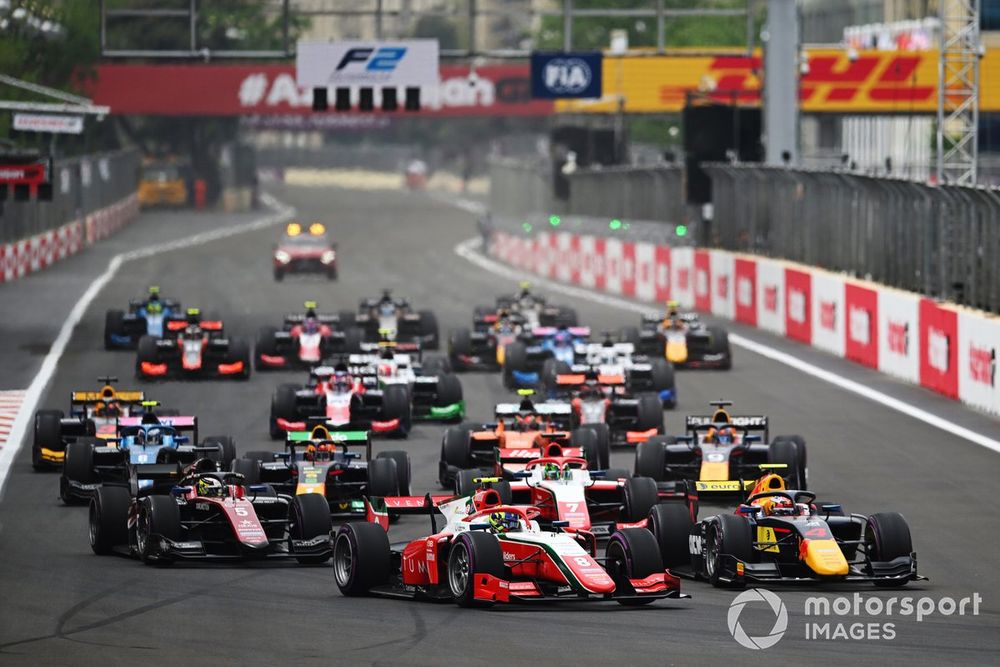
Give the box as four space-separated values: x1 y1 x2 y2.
0 149 139 244
705 164 1000 315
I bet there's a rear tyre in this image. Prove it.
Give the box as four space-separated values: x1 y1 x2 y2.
254 326 278 370
136 336 159 375
768 439 804 490
448 532 505 608
773 435 807 487
334 522 391 595
635 393 665 433
607 528 664 605
137 495 182 566
866 512 913 587
573 426 609 471
440 424 473 486
231 458 260 485
228 339 251 379
290 493 333 564
422 354 452 376
622 476 659 522
707 326 732 369
204 435 236 465
273 267 284 281
342 327 364 354
434 373 463 415
634 439 666 481
649 359 676 409
367 458 399 497
89 486 130 555
454 468 481 497
540 358 572 394
377 451 411 496
502 342 528 389
104 309 126 349
338 310 357 330
270 384 299 440
381 385 412 437
61 439 99 504
706 514 753 588
418 310 439 349
33 409 64 472
448 328 473 369
648 503 694 568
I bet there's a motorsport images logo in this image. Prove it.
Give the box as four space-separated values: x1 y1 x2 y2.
728 589 788 650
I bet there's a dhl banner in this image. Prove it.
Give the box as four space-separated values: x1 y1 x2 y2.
556 48 1000 114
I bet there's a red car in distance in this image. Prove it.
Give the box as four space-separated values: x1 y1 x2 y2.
273 222 337 281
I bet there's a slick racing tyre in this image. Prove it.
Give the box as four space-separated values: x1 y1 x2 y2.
377 450 412 497
204 435 237 466
334 522 391 596
648 503 695 568
32 409 63 472
448 328 472 369
231 458 261 485
448 532 505 608
607 528 664 606
381 385 412 437
137 495 182 566
270 384 298 440
290 493 333 564
104 309 126 349
767 439 804 490
635 393 665 433
706 514 753 588
367 458 399 498
440 424 474 486
633 438 666 481
866 512 913 588
89 486 130 555
61 439 100 505
622 476 659 523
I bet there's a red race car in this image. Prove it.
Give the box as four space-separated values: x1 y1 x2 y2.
136 308 250 380
273 222 337 281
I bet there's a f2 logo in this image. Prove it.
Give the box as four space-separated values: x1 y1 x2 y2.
336 47 407 72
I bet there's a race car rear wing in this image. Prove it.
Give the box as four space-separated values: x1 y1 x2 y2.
495 402 573 417
685 415 769 440
286 427 372 460
71 390 144 404
364 493 454 532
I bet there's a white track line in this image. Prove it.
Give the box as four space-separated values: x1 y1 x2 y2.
454 236 1000 455
0 194 296 496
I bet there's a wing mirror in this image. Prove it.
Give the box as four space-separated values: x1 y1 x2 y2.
552 520 570 529
737 504 763 516
248 484 269 494
171 486 192 497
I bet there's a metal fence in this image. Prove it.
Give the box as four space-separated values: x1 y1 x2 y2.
706 164 1000 314
0 149 140 243
489 158 686 226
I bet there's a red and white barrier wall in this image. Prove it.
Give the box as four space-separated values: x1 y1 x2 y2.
490 229 1000 416
0 194 139 283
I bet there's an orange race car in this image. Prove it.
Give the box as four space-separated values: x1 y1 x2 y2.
438 391 609 493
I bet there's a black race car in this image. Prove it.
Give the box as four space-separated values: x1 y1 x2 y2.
234 425 410 521
88 460 332 565
254 301 362 371
136 308 250 380
268 365 411 439
631 302 732 369
349 289 439 349
633 401 807 497
646 470 923 587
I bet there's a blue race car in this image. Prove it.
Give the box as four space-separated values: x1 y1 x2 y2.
58 407 236 504
501 326 591 389
104 286 183 349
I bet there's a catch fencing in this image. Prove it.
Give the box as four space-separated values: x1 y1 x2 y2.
489 158 686 226
1 149 140 243
705 165 1000 314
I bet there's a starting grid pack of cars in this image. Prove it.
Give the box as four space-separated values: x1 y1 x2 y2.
33 242 922 607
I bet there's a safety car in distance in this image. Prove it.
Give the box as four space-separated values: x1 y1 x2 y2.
254 301 363 371
633 401 807 496
136 308 251 380
59 409 236 504
349 289 439 349
32 376 147 471
653 470 923 587
104 286 181 349
631 301 732 369
273 222 337 281
268 365 411 439
88 460 332 565
234 426 410 521
333 484 685 606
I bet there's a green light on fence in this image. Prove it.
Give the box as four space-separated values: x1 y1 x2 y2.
522 222 533 232
609 219 622 231
549 215 561 227
675 224 688 237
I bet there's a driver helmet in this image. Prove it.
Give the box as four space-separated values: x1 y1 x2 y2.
146 300 163 315
184 324 200 337
315 443 334 461
133 430 145 445
304 444 317 461
543 462 561 481
553 330 571 347
666 300 680 318
710 426 736 445
303 317 319 335
770 496 795 516
197 476 225 498
488 510 520 534
333 370 352 393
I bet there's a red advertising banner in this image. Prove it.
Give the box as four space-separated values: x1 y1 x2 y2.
85 63 551 117
784 268 812 344
733 258 757 326
694 249 712 312
844 283 878 368
654 244 671 303
919 299 959 399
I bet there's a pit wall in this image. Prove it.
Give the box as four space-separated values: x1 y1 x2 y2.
489 229 1000 417
0 193 139 283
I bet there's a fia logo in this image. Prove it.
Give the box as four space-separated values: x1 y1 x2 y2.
543 58 593 94
336 47 407 72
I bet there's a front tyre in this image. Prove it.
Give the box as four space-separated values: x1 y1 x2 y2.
334 522 391 596
607 528 664 606
448 532 505 608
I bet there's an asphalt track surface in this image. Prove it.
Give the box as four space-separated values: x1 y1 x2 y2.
1 183 999 666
